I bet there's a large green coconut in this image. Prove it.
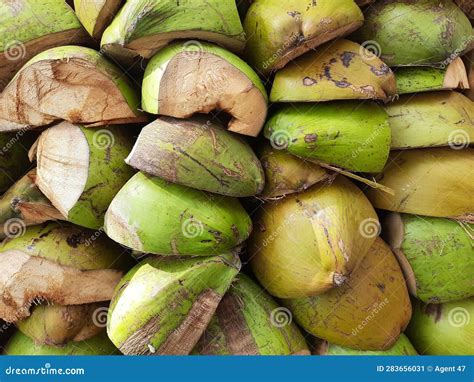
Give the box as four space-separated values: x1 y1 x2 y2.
126 116 264 197
264 102 391 173
192 274 310 355
384 213 474 304
107 253 241 355
249 176 378 298
104 172 252 256
354 0 473 67
407 298 474 355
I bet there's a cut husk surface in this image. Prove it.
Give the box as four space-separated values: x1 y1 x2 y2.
283 238 412 350
270 39 397 102
383 213 474 304
243 0 364 75
249 176 379 298
34 122 135 229
107 253 241 355
142 41 268 137
104 172 252 256
385 91 473 149
0 46 144 131
366 148 474 219
264 102 391 173
74 0 123 39
126 116 264 197
0 0 90 91
192 274 310 355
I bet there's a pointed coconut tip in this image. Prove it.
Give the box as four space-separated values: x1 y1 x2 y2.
35 122 89 219
444 57 470 89
74 0 123 39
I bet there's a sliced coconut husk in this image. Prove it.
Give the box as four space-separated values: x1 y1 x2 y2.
243 0 364 75
466 50 474 101
142 41 267 137
100 0 245 63
270 39 397 102
386 91 473 149
366 148 474 219
74 0 123 39
455 0 474 20
0 0 91 91
395 58 470 94
0 46 145 132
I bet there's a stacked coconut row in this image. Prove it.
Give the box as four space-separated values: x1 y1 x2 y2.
0 0 473 356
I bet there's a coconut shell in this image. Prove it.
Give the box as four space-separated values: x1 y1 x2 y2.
192 275 310 355
283 238 412 350
366 148 474 219
107 253 241 355
243 0 364 75
407 298 474 355
264 102 391 173
104 172 252 256
270 39 397 102
354 0 473 66
249 176 378 298
126 116 264 197
384 213 474 304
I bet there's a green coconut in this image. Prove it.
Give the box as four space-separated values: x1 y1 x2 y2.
283 238 412 350
0 46 144 131
0 169 64 239
354 0 473 67
243 0 364 75
4 331 118 355
142 41 267 137
385 91 473 149
34 122 135 229
395 58 469 94
407 298 474 355
192 274 310 355
249 176 378 298
107 253 241 355
264 102 391 173
258 142 330 199
126 116 264 197
0 0 90 91
366 148 474 219
101 0 245 62
270 39 397 102
383 213 474 304
104 172 252 256
0 132 35 193
315 334 418 355
0 221 127 324
74 0 122 39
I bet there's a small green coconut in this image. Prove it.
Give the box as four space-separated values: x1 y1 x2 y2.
101 0 245 63
244 0 364 75
104 172 252 256
383 213 474 304
385 91 473 149
192 274 310 355
126 116 264 197
4 331 118 355
0 46 144 131
34 122 135 229
142 41 268 137
264 102 391 173
0 0 90 91
249 176 378 298
406 298 474 355
270 39 397 102
354 0 473 66
107 253 241 355
283 238 412 351
74 0 122 39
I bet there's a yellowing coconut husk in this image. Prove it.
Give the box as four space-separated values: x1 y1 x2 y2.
249 176 379 298
366 148 474 219
74 0 123 39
